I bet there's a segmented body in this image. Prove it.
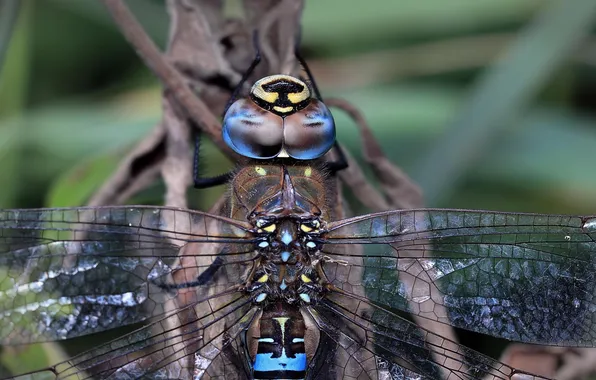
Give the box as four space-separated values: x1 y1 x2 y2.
3 72 592 380
214 74 338 379
228 164 332 379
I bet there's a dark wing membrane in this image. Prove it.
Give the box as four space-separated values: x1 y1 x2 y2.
9 290 257 380
308 292 549 380
0 206 256 345
321 209 596 347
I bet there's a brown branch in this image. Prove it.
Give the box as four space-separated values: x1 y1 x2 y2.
101 0 233 157
309 33 596 90
256 0 302 74
336 148 390 212
87 123 166 206
256 1 286 73
166 0 238 83
161 93 192 209
276 0 304 75
327 97 423 209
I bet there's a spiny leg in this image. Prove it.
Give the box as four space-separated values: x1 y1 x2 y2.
194 32 261 189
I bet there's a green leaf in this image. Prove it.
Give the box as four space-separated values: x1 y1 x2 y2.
411 0 596 204
331 85 596 213
0 344 57 378
46 151 123 207
0 0 30 208
303 0 542 52
0 89 157 206
0 0 28 117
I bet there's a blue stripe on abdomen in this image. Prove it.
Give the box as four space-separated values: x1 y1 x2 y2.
254 352 307 372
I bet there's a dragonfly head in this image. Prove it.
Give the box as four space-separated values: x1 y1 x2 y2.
222 74 336 160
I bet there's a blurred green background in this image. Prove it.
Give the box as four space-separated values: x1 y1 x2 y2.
2 0 596 213
2 0 596 214
1 0 596 376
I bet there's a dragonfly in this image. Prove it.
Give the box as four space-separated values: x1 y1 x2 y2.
1 71 596 380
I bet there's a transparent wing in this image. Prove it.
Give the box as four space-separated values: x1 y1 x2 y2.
321 209 596 347
0 206 259 379
308 292 549 380
9 290 257 380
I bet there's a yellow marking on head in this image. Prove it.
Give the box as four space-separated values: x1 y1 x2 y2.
263 224 276 233
273 106 293 113
300 224 313 233
304 167 312 177
288 90 310 104
251 75 310 107
300 274 312 283
255 166 267 176
254 75 306 88
251 85 279 104
257 274 269 283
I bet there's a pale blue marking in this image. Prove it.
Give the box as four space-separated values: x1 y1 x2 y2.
258 338 275 343
280 279 287 290
255 293 267 303
306 241 316 248
258 241 269 248
292 338 304 343
281 251 291 262
281 230 293 245
299 293 311 303
254 352 307 372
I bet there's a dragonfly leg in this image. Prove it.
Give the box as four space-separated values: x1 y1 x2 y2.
324 142 348 174
157 256 226 290
193 129 233 189
295 47 349 174
223 30 261 114
194 32 263 189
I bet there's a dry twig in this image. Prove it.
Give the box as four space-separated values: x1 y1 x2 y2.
88 1 483 378
87 123 165 206
102 0 227 149
327 97 424 210
94 0 307 207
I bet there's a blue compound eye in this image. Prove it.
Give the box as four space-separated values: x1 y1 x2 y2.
222 74 336 160
283 99 335 160
222 98 284 159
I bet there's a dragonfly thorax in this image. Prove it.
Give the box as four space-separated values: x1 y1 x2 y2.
226 164 333 377
247 217 324 306
254 218 322 262
238 165 328 306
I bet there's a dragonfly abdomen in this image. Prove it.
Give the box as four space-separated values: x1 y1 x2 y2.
246 302 319 380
